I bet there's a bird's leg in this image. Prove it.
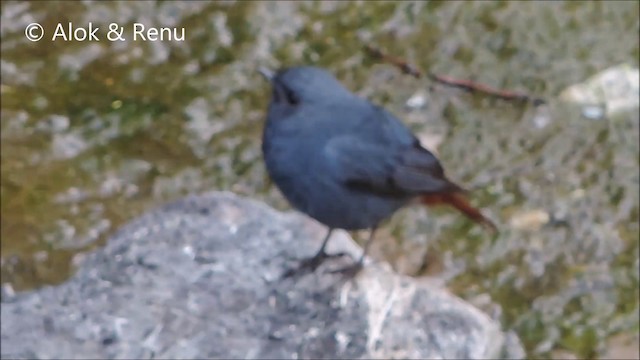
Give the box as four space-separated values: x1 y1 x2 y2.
281 228 349 279
329 227 377 277
312 228 334 259
357 227 377 265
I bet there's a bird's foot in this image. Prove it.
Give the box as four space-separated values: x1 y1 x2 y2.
280 251 350 279
328 260 364 278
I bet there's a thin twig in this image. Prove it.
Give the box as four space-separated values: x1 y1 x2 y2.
427 73 546 105
363 44 546 105
364 44 423 79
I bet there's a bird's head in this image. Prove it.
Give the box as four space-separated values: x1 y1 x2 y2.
259 66 352 106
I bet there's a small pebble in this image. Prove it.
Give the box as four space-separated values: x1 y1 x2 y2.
509 209 550 231
405 91 428 110
581 105 605 120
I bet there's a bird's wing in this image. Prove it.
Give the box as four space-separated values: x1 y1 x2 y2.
322 106 462 196
392 143 464 193
324 135 461 196
322 105 496 232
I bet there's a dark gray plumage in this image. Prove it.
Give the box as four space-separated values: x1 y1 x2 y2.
259 66 495 275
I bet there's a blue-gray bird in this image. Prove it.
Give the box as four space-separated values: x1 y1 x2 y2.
259 66 496 276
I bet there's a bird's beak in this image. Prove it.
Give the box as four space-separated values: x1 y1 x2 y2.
258 67 275 82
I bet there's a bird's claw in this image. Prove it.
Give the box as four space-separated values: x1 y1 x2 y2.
327 260 364 278
280 251 350 279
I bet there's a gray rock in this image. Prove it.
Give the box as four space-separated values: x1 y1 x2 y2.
559 63 639 119
1 192 519 359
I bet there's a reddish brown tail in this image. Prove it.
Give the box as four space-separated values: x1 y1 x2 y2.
421 192 498 234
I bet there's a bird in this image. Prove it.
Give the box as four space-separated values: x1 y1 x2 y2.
258 66 496 277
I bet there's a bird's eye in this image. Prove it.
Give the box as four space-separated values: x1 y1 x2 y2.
272 82 300 106
284 87 299 105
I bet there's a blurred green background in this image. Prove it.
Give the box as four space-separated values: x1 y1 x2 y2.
1 1 638 359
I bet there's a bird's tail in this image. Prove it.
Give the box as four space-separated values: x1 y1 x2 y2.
421 191 497 234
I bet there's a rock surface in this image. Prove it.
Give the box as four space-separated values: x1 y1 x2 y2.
559 63 639 119
1 192 518 359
